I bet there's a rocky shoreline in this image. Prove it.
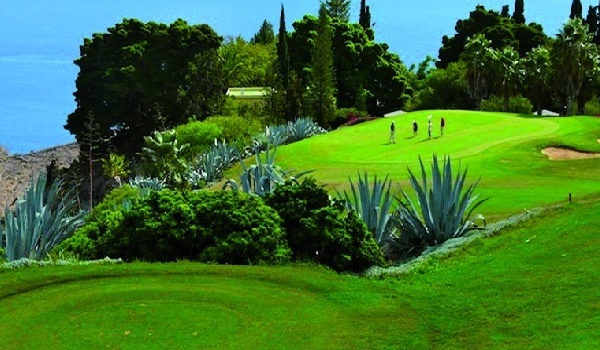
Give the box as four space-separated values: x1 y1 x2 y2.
0 143 79 214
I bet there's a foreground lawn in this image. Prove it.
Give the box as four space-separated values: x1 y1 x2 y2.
273 110 600 220
1 198 599 349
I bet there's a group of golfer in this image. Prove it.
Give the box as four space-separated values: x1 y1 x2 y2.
389 115 445 144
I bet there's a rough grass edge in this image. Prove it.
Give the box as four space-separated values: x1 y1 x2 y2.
365 204 562 278
1 257 123 270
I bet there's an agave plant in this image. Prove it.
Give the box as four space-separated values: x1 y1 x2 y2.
223 141 311 196
128 175 166 198
185 140 240 187
337 172 398 245
391 154 487 256
0 173 85 261
286 117 327 143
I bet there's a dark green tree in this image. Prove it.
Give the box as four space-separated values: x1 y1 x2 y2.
513 0 525 24
251 20 275 44
571 0 583 19
522 46 552 115
437 5 547 68
288 15 409 115
277 4 290 90
585 5 598 39
551 18 599 115
220 36 275 87
407 61 475 110
461 34 494 108
359 0 372 31
325 0 351 22
306 3 337 126
359 0 367 26
65 19 223 159
501 5 510 18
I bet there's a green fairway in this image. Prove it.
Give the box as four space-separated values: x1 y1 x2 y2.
1 198 599 349
274 110 600 220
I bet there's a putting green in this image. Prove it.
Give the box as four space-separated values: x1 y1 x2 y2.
274 110 600 220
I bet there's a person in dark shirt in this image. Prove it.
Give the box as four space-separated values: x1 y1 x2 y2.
440 117 445 136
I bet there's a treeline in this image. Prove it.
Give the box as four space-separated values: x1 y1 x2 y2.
62 0 600 208
411 0 600 116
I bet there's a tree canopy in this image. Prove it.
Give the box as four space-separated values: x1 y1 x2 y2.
324 0 351 22
251 20 275 44
65 19 224 158
437 5 547 68
288 15 410 115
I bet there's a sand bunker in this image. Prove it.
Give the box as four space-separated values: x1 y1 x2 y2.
542 147 600 160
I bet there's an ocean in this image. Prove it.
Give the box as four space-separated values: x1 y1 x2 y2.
0 0 575 154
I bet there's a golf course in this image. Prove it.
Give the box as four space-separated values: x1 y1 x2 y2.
1 110 599 349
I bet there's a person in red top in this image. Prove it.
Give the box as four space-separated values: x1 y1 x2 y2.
440 117 446 136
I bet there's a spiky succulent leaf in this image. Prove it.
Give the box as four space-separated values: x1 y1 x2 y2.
392 155 488 257
1 173 85 261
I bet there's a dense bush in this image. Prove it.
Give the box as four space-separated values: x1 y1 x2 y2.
480 95 533 114
300 202 386 272
175 120 223 161
264 178 331 258
85 185 140 221
88 189 290 264
405 61 475 111
205 115 264 146
56 185 147 259
265 178 385 272
332 108 367 128
583 96 600 115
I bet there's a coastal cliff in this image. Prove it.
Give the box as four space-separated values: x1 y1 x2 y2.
0 143 79 215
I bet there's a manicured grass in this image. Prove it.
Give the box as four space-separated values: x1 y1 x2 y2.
1 198 599 349
274 110 600 220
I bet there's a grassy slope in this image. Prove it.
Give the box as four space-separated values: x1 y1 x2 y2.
1 198 599 349
274 110 600 220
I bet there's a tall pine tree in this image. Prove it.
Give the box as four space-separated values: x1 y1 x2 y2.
359 0 371 29
571 0 583 19
307 3 337 126
585 5 598 38
513 0 525 24
325 0 351 22
277 4 290 90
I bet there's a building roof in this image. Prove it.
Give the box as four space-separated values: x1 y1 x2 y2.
225 87 269 99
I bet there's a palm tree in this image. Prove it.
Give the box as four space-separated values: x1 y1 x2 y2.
522 46 552 115
551 18 599 115
491 46 523 112
462 34 494 109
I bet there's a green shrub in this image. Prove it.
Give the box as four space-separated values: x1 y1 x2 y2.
87 185 140 221
265 178 385 272
583 96 600 115
175 120 223 160
104 189 290 264
332 108 367 128
188 191 290 264
56 185 141 260
205 115 264 145
0 247 6 263
480 95 533 114
300 201 386 272
264 178 331 259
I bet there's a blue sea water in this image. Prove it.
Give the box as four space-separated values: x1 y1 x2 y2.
0 0 573 154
